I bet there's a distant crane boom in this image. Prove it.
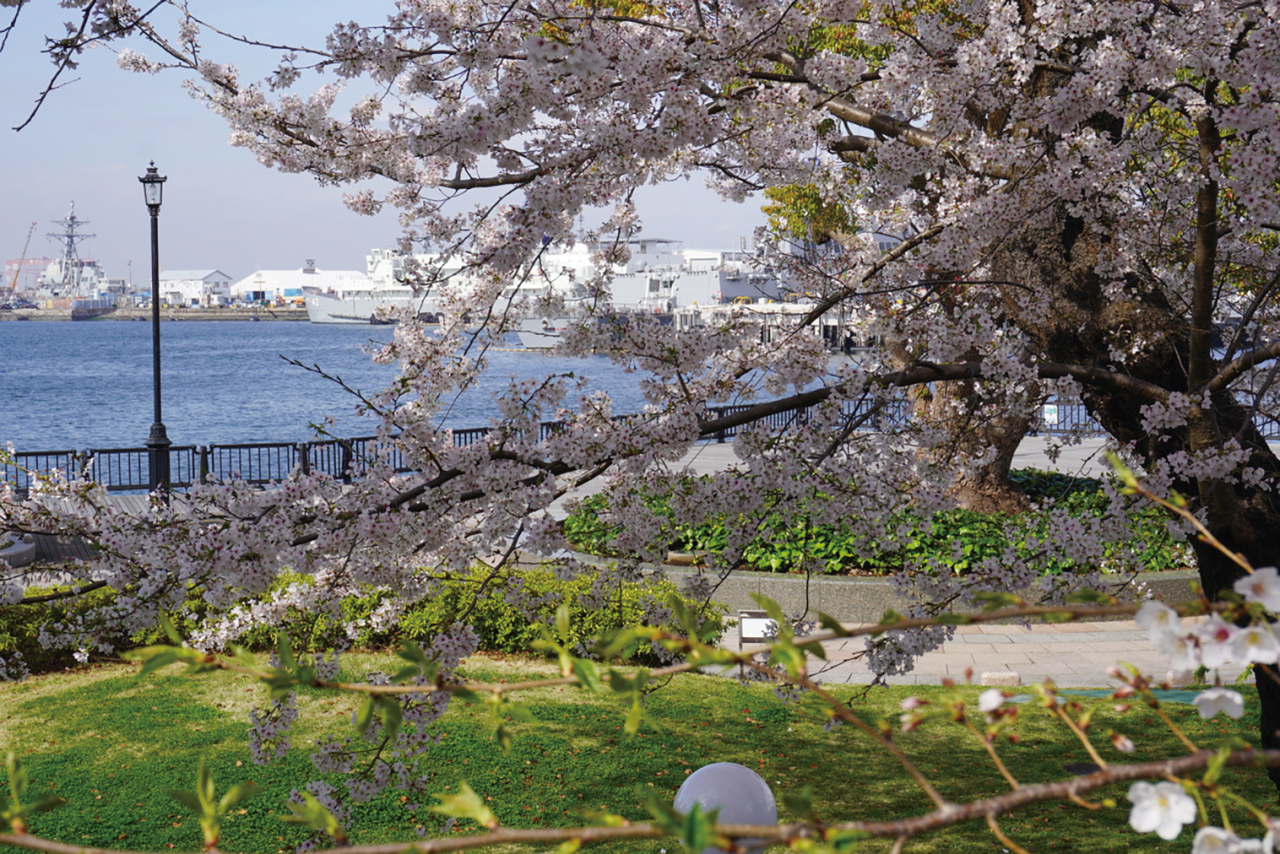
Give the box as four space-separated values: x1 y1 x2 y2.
9 221 37 293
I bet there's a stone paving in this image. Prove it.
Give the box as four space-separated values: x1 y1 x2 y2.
786 618 1250 689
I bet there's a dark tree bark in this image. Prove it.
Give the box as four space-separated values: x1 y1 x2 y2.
993 205 1280 785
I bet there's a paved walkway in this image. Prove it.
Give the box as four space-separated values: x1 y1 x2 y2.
796 618 1247 688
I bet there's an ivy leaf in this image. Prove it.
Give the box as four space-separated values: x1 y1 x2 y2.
428 783 499 829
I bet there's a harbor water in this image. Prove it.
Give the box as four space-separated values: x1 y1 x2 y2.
0 321 648 452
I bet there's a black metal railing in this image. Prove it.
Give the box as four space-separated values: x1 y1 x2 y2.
0 398 1181 495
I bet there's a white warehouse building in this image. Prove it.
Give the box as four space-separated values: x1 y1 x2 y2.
158 270 233 307
231 260 367 305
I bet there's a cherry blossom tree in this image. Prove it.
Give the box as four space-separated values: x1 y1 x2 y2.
4 0 1280 848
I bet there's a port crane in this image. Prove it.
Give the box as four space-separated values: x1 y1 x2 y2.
8 221 36 293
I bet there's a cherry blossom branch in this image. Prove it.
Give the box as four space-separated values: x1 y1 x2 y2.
1207 339 1280 394
4 749 1279 854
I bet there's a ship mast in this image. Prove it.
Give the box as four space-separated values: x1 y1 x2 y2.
46 202 95 295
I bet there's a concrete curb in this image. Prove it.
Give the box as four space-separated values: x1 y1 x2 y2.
534 550 1201 625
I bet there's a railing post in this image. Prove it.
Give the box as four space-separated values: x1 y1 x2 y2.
298 442 311 477
341 441 353 484
199 446 210 483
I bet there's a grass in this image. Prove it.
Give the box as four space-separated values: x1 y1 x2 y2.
0 653 1274 853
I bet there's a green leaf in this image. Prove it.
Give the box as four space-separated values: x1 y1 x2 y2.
158 611 185 645
972 591 1024 611
937 613 972 625
572 658 602 693
877 609 905 626
276 633 297 673
796 640 827 660
428 783 499 829
769 641 809 677
375 695 403 741
781 785 816 821
452 688 484 705
555 602 572 641
680 801 719 854
825 827 873 851
556 840 583 854
219 781 262 813
1203 746 1232 785
168 790 204 812
1065 589 1116 605
354 696 376 735
817 612 845 633
576 809 628 828
750 594 789 635
1105 451 1138 490
123 646 182 677
283 791 348 844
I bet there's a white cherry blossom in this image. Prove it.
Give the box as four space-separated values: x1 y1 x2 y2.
1236 568 1280 614
1128 781 1197 841
1193 688 1246 720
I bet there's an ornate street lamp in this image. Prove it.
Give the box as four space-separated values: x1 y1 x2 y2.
140 162 170 493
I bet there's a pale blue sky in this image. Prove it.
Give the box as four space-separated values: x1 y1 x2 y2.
0 2 765 286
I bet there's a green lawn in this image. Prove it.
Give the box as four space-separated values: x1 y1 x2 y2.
0 653 1272 853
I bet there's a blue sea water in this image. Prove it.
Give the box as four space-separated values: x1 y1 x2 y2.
0 321 646 451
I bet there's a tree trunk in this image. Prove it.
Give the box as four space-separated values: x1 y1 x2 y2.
993 208 1280 787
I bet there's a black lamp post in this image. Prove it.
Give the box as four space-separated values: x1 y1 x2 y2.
140 162 170 493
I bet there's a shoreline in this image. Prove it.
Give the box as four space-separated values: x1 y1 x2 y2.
0 306 310 322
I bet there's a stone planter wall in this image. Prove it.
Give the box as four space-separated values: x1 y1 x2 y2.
551 551 1201 625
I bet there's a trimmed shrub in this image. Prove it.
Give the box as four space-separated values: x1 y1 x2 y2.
8 564 726 675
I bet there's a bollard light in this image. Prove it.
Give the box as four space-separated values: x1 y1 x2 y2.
673 762 777 854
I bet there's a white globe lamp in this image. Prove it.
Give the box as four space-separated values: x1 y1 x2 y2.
673 762 778 854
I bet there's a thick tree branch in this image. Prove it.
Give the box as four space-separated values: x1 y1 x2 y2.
1208 340 1280 393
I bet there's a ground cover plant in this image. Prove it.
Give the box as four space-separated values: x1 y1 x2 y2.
1 651 1273 854
562 470 1190 577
